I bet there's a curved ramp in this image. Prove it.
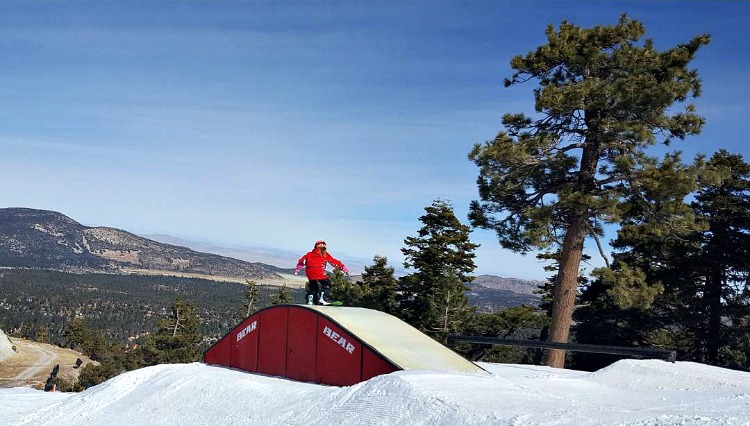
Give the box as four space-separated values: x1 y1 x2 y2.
306 305 484 373
204 305 485 386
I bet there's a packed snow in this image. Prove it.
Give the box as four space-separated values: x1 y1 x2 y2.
2 359 748 425
0 330 14 361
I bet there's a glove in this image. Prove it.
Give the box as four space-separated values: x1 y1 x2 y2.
341 265 350 275
294 265 303 276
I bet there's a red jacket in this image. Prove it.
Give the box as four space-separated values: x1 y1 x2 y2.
296 250 345 280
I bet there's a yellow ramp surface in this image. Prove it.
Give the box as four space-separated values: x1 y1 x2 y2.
306 305 486 374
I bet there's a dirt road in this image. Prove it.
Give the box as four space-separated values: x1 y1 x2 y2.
12 341 57 381
0 338 91 388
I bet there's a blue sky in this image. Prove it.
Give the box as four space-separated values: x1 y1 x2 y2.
1 1 748 280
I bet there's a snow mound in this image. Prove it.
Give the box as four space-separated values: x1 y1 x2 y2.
3 360 749 426
9 363 501 426
583 358 749 391
0 329 15 361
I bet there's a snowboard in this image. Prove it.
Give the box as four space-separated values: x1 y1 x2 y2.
306 301 343 306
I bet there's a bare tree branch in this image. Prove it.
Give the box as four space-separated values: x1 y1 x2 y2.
586 221 611 268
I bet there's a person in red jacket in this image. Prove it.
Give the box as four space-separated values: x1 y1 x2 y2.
294 240 349 305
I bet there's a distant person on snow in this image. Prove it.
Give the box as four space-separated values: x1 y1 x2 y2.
294 240 349 305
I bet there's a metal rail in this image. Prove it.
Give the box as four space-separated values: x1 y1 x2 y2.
447 335 677 362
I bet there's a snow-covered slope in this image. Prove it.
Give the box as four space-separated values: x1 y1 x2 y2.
0 329 14 361
2 360 749 425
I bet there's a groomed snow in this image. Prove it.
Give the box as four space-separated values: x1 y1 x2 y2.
1 359 748 425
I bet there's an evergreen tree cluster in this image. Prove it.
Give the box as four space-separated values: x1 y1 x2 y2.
62 298 203 389
0 269 304 347
574 150 750 371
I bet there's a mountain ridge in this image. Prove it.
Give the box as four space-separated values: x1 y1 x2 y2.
0 207 280 280
0 207 542 309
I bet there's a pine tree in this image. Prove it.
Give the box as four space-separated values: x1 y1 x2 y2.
239 280 260 318
34 322 49 344
468 16 709 367
154 295 202 363
329 269 362 305
359 256 399 314
270 285 293 305
691 150 750 365
64 317 92 351
399 199 479 343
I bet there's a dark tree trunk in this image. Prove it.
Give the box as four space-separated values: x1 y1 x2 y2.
545 218 586 368
704 266 723 365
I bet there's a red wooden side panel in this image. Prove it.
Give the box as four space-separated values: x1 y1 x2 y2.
204 336 231 365
315 318 362 386
361 348 398 381
286 307 318 382
257 307 288 377
230 316 260 372
205 306 403 386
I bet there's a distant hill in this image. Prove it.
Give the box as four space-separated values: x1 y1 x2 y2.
143 234 379 276
143 234 301 274
467 275 543 312
0 208 280 280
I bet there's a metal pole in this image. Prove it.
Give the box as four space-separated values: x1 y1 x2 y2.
448 335 676 362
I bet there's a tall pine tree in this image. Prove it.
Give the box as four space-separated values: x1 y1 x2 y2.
691 150 750 365
469 16 709 367
399 199 479 343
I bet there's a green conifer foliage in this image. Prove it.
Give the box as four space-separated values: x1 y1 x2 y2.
64 317 91 350
469 16 709 367
575 150 750 370
329 269 362 305
239 280 260 319
692 150 750 365
270 284 293 305
399 199 479 343
153 295 202 363
34 323 49 344
358 256 399 315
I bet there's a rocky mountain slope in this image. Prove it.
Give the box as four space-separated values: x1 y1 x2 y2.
0 208 280 280
467 275 543 312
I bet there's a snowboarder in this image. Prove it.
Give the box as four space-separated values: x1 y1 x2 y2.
294 240 349 305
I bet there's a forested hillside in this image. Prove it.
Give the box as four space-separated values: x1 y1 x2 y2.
0 269 304 346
